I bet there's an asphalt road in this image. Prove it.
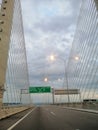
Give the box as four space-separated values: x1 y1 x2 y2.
6 105 98 130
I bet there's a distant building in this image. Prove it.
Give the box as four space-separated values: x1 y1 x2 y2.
67 0 98 102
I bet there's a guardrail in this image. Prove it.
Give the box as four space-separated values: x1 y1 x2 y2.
52 102 98 111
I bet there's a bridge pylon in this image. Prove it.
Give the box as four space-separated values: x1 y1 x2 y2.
0 0 15 106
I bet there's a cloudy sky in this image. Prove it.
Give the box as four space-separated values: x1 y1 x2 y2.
20 0 81 88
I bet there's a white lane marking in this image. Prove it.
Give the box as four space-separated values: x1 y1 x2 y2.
7 107 37 130
50 111 56 116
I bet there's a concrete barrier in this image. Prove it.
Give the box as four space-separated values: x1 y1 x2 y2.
0 106 32 120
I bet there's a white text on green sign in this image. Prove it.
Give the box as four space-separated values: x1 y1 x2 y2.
29 86 51 93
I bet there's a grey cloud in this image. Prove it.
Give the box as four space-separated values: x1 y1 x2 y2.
20 0 81 87
31 0 81 8
34 16 76 33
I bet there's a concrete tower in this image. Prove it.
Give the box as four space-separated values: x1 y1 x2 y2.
0 0 14 106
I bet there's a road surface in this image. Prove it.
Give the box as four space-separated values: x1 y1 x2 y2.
1 106 98 130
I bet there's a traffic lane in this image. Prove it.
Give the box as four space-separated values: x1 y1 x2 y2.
12 107 40 130
41 106 98 130
40 106 74 130
10 106 72 130
8 106 98 130
0 108 33 130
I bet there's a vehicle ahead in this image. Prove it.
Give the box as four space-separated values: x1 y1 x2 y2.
83 99 98 104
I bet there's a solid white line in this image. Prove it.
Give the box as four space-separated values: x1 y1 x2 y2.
50 111 56 116
7 107 37 130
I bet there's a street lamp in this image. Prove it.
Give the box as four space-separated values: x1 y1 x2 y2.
50 55 55 61
75 56 79 61
44 77 48 82
50 54 79 105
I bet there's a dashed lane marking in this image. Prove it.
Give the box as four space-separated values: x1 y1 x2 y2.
50 111 56 116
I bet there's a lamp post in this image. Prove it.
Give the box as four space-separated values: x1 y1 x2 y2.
44 77 50 105
44 77 48 82
50 54 79 106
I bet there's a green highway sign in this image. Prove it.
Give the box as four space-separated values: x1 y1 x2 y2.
29 86 51 93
